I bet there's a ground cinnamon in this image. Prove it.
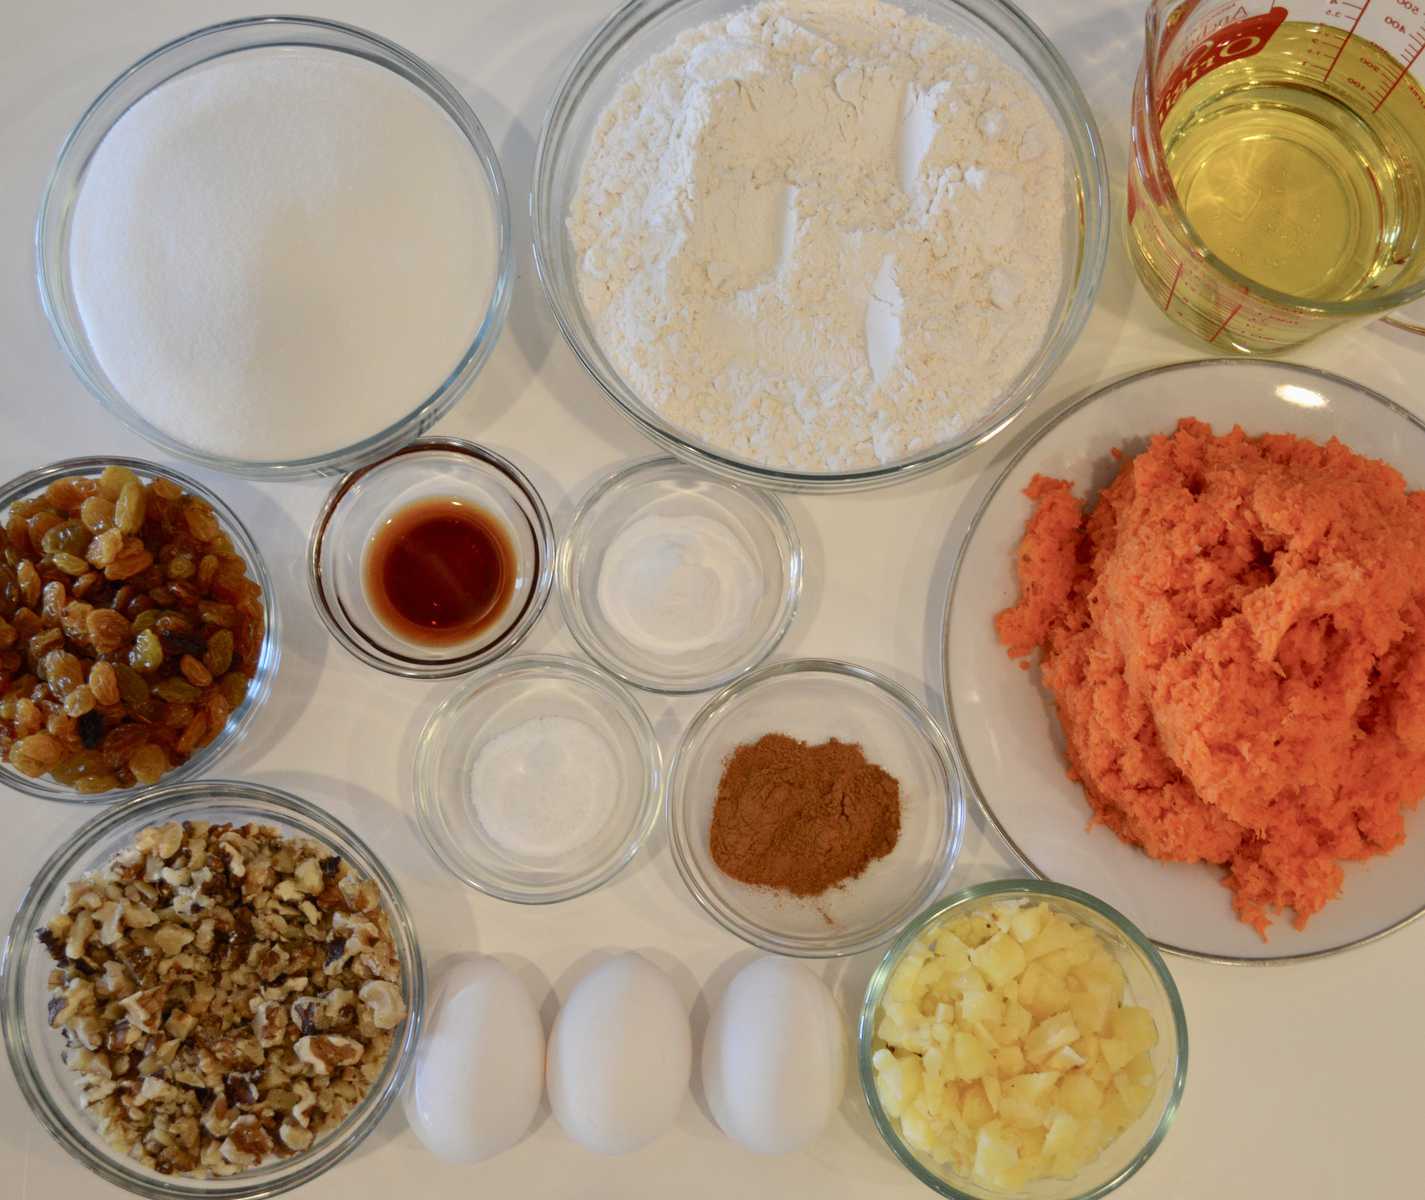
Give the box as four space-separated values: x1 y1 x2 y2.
708 733 901 896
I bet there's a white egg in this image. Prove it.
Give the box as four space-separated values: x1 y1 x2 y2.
547 952 691 1154
404 956 544 1163
703 957 846 1154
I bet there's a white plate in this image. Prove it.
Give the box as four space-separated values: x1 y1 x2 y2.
942 360 1425 963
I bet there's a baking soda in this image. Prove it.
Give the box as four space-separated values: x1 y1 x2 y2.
69 47 498 463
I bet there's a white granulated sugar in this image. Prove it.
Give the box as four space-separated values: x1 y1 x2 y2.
570 0 1068 472
69 48 498 463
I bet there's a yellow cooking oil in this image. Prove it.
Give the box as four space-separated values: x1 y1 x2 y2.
1158 21 1425 302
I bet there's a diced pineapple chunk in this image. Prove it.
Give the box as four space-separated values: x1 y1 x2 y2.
1045 1043 1087 1071
1010 903 1049 944
951 968 989 996
962 1083 994 1130
1099 1036 1133 1072
954 1031 993 1081
929 931 973 973
1043 1110 1080 1158
961 989 1005 1027
973 1121 1020 1180
1109 1006 1159 1056
999 1072 1059 1129
1070 986 1112 1036
1058 1070 1103 1117
1025 1011 1081 1065
1000 1001 1033 1044
994 1044 1026 1078
873 900 1161 1193
1023 915 1077 961
971 932 1027 987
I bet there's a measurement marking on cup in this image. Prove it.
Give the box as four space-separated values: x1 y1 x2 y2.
1164 261 1184 311
1207 302 1244 344
1323 0 1372 83
1373 37 1425 112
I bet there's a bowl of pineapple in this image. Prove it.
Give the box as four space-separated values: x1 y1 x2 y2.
859 880 1187 1199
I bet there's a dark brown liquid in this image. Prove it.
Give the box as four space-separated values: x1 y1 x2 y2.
365 497 515 646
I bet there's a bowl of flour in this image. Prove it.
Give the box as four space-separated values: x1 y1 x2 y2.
534 0 1107 491
38 17 513 479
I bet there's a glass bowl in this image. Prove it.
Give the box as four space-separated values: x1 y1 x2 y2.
942 359 1425 963
668 658 964 956
557 456 803 693
859 880 1188 1200
414 654 663 903
0 779 426 1200
532 0 1108 493
0 456 279 804
36 15 514 480
308 438 554 679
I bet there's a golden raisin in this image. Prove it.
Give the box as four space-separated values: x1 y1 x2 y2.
89 661 120 708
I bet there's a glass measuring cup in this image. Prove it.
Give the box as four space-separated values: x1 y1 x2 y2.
1127 0 1425 352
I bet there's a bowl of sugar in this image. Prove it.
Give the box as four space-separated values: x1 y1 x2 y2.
37 16 513 479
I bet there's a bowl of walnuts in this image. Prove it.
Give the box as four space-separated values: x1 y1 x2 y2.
0 456 277 801
0 779 423 1196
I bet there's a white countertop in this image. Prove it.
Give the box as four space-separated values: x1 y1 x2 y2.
2 2 1419 1197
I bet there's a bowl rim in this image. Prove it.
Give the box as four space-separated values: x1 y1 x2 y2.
531 0 1110 493
939 358 1425 966
0 778 426 1200
666 656 966 957
412 652 665 903
35 14 515 481
307 437 556 679
857 878 1190 1200
0 455 280 804
554 454 805 694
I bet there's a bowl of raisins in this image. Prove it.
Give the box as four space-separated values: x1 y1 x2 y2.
0 457 277 801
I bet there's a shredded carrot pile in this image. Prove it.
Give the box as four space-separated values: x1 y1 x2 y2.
995 419 1425 936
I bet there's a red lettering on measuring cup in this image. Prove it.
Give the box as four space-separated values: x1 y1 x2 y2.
1153 6 1289 123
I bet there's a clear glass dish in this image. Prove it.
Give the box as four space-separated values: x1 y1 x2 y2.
414 654 663 903
532 0 1108 493
859 880 1188 1200
942 359 1425 963
668 658 964 956
0 457 279 804
0 779 426 1199
308 438 554 679
35 15 514 480
557 456 803 693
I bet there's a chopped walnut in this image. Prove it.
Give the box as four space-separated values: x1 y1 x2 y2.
38 820 406 1179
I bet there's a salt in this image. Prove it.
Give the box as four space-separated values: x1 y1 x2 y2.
469 716 619 859
68 47 498 463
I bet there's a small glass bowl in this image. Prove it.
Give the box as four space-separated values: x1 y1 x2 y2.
36 15 514 480
533 0 1107 493
308 438 554 678
414 654 663 903
0 779 426 1200
668 658 964 956
0 457 279 804
859 880 1188 1200
557 456 803 693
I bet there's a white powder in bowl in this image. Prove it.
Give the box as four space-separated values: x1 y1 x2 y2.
596 513 760 656
570 0 1070 473
469 716 619 859
69 47 499 463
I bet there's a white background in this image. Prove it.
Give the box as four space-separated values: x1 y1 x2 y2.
2 2 1421 1197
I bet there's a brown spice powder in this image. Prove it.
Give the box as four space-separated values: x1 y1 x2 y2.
708 733 901 896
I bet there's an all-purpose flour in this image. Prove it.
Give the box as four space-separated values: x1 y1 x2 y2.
69 48 498 463
571 0 1069 472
